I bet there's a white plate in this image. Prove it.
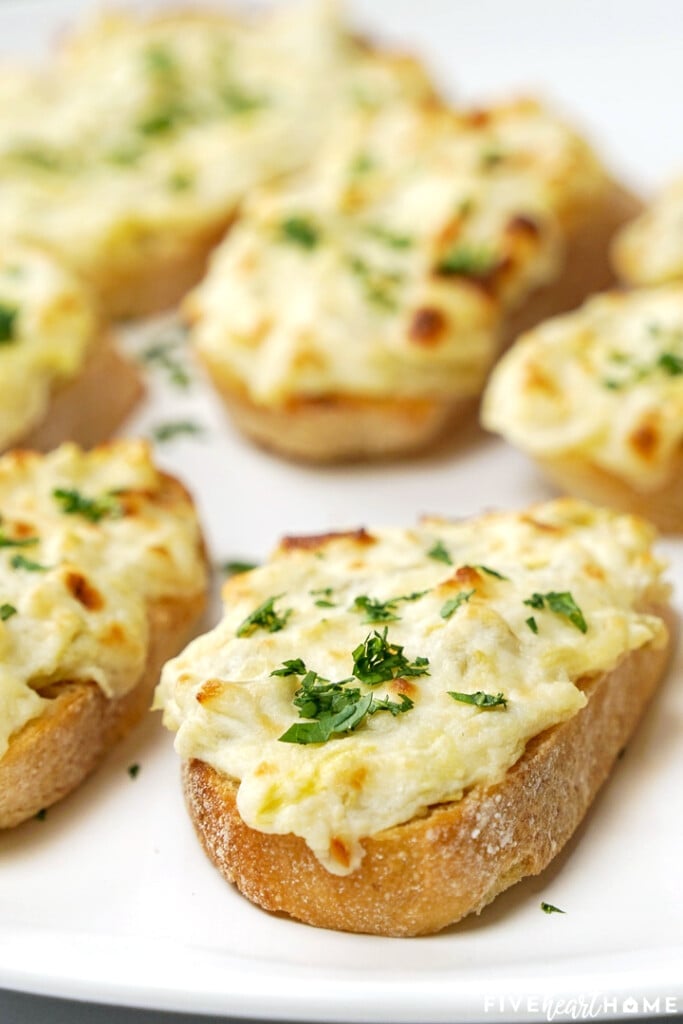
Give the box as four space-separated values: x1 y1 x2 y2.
1 1 682 1021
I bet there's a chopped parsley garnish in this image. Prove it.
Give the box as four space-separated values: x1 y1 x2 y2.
602 333 683 389
348 256 403 312
440 590 475 619
0 303 18 343
141 336 191 389
221 83 267 115
278 667 413 745
523 591 588 633
449 690 507 708
352 627 429 685
11 553 48 572
127 763 140 779
237 595 291 637
167 169 195 192
151 420 204 443
526 616 539 634
435 243 498 278
137 104 187 137
222 560 259 576
472 564 509 580
658 351 683 376
351 591 426 623
0 531 38 549
427 540 452 565
540 901 565 915
144 44 178 76
271 658 308 677
365 224 413 249
310 586 336 608
279 216 320 250
35 808 47 821
0 603 17 621
53 488 122 523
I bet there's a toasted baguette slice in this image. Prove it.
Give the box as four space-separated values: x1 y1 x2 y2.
0 243 142 454
188 93 638 463
612 175 683 286
184 611 672 936
157 501 672 935
17 334 144 454
196 181 637 462
482 287 683 532
0 442 208 829
0 7 436 320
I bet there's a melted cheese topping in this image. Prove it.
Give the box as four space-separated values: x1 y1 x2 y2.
0 3 433 288
189 98 608 404
0 244 97 449
157 500 668 875
483 287 683 489
0 442 207 759
613 177 683 285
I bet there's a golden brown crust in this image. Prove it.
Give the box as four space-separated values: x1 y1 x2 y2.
0 475 208 829
183 601 673 936
201 183 641 463
9 334 144 455
535 453 683 534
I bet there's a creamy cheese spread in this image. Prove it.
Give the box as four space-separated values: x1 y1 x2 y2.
0 244 97 449
483 286 683 489
614 177 683 285
0 3 434 287
190 98 608 404
0 442 207 759
157 500 668 875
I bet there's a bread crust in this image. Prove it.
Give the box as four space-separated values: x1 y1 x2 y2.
6 334 144 455
535 453 683 534
200 183 640 462
0 476 207 829
183 601 673 936
85 219 233 321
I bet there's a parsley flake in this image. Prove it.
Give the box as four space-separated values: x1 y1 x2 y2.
440 590 475 619
427 540 452 565
35 808 47 821
526 616 539 634
0 303 18 343
540 901 565 915
472 564 509 580
151 420 204 443
141 337 191 388
351 591 426 624
658 352 683 376
271 658 308 677
53 488 122 523
11 554 49 572
352 627 429 686
278 667 413 745
0 531 38 549
237 595 291 637
127 763 140 779
348 256 403 311
448 690 507 709
0 603 17 621
279 216 320 250
222 560 259 577
523 591 588 633
435 243 498 278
